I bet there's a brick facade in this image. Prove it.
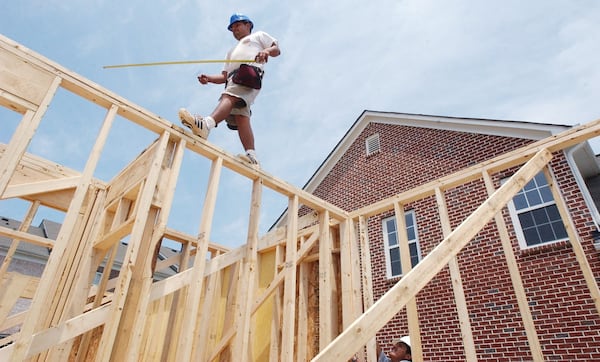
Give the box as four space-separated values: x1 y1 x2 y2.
309 122 600 361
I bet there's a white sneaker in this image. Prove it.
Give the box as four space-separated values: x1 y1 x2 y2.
238 152 260 167
178 108 209 139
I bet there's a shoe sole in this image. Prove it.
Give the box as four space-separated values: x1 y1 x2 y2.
179 110 208 139
178 110 194 129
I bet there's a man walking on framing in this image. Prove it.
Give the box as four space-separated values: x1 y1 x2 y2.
179 13 280 167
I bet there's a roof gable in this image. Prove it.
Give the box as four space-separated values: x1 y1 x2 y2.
303 111 572 193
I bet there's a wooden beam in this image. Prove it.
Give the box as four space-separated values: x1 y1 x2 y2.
393 202 424 361
175 156 223 361
2 176 79 199
280 195 299 361
542 167 600 314
234 179 263 359
318 210 334 348
482 169 544 361
432 190 475 360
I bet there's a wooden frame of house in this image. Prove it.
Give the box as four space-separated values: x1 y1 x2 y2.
1 33 599 361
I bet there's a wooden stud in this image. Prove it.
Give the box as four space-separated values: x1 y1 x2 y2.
318 210 334 348
175 156 223 361
280 195 299 361
542 167 600 314
482 169 544 361
432 189 476 360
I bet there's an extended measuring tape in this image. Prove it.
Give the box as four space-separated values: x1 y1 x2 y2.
103 59 257 69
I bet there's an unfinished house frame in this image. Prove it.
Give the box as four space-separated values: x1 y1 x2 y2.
1 33 599 361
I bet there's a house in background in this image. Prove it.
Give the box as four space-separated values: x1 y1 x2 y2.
300 110 600 360
0 216 179 281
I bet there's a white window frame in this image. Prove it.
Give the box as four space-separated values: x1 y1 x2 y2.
382 210 421 279
505 171 568 249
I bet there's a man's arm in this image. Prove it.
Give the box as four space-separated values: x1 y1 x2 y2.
198 71 227 85
255 42 280 63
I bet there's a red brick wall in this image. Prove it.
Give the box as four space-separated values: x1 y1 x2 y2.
311 122 600 361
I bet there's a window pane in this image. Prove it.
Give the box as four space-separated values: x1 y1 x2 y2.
523 178 537 191
531 208 550 224
546 204 561 220
523 227 541 246
525 189 542 206
539 185 553 203
388 232 398 246
386 219 396 233
405 214 414 227
518 212 535 228
538 223 555 241
534 172 546 185
513 193 528 210
406 226 415 240
389 248 401 276
552 220 568 239
409 243 419 268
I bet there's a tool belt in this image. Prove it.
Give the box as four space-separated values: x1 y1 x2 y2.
230 64 263 90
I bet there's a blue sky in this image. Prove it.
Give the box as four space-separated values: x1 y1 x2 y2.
1 1 600 249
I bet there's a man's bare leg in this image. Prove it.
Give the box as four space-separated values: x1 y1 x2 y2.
209 95 237 124
235 115 254 151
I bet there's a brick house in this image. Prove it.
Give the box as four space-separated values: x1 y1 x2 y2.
301 111 600 360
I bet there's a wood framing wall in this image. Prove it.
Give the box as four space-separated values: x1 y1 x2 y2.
1 33 599 361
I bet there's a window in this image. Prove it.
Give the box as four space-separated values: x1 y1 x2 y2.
382 211 421 278
93 272 103 285
366 134 381 156
506 171 568 248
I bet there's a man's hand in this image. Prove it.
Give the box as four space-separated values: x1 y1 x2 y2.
197 74 210 84
254 51 269 64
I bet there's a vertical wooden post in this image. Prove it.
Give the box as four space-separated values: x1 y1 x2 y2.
195 250 222 361
339 218 361 330
393 202 424 361
269 244 284 362
432 190 476 361
234 178 262 360
296 258 310 361
542 167 600 314
358 215 376 360
175 156 223 361
338 216 366 359
162 236 193 362
482 169 544 361
280 195 298 361
319 210 335 348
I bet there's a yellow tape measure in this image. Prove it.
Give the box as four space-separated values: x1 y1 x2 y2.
103 59 257 69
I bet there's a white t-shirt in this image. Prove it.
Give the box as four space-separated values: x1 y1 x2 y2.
224 31 278 74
